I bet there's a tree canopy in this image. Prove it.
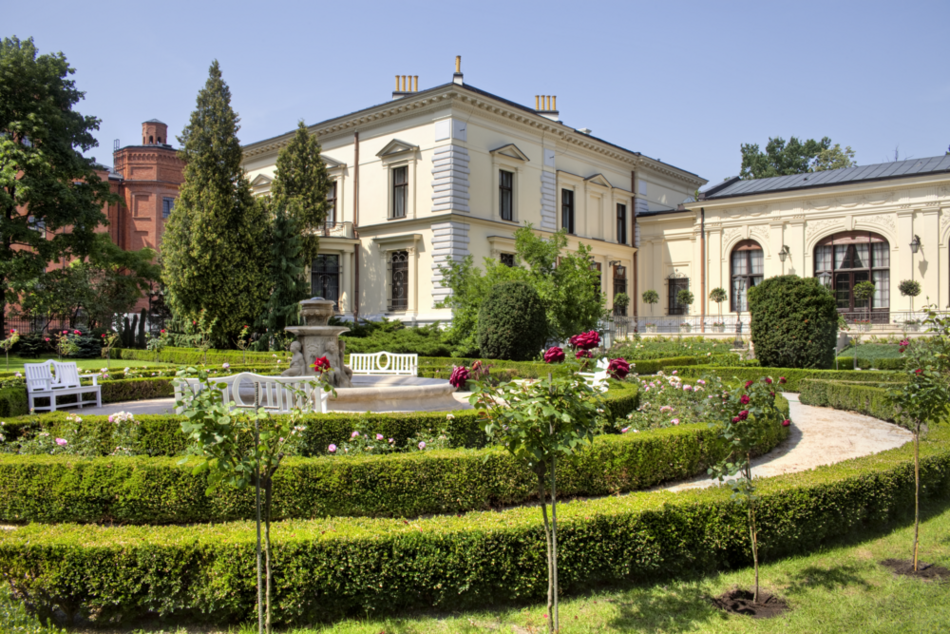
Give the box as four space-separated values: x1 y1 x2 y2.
271 120 331 265
740 136 856 180
161 60 270 345
0 36 118 331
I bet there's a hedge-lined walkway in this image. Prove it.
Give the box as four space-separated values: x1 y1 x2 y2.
660 393 913 492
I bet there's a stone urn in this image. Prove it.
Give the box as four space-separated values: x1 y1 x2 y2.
283 298 354 388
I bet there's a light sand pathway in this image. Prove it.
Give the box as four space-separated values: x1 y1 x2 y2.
657 392 913 492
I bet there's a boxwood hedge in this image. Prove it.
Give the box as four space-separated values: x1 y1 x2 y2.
0 412 787 525
1 410 945 625
0 383 640 457
666 365 902 392
798 379 903 425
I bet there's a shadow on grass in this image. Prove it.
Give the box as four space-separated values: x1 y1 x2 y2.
784 564 874 594
605 580 722 633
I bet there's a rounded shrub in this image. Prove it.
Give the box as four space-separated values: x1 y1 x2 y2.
477 281 547 361
748 275 838 369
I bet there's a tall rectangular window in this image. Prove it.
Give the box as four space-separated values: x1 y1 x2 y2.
616 203 627 244
391 166 407 219
500 253 515 267
311 255 340 309
561 189 575 234
499 170 513 221
669 278 690 316
389 250 409 311
613 265 627 316
326 181 337 225
162 197 175 219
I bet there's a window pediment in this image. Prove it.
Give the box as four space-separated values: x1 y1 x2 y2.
489 143 530 162
376 139 419 159
584 173 613 189
250 174 272 188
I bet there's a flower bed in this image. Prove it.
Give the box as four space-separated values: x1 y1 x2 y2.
2 410 946 624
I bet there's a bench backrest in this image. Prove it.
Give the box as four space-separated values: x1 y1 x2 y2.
348 351 418 375
174 372 329 414
52 361 83 389
24 360 55 392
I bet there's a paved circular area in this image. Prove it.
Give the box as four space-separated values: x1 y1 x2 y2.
657 392 913 492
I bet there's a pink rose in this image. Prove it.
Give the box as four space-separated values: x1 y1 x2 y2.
55 438 67 446
328 444 337 453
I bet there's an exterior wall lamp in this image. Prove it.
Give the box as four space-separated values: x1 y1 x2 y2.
778 245 791 262
818 271 832 288
910 235 921 254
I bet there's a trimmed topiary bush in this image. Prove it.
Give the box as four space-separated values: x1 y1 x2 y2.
748 275 838 369
477 281 547 361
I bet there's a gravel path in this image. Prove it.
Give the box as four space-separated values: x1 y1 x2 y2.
657 392 913 493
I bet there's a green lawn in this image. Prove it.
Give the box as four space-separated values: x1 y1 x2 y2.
51 499 950 634
0 355 170 373
838 343 903 359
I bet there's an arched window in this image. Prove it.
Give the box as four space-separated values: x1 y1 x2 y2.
148 135 154 144
814 231 889 319
731 240 763 312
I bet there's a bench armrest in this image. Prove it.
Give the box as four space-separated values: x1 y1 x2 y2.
78 373 99 386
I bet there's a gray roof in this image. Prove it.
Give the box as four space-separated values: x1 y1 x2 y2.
144 118 166 124
704 155 950 200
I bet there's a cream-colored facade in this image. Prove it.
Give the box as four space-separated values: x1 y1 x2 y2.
242 76 704 323
636 159 950 332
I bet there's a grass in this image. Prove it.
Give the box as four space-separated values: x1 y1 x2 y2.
51 499 950 634
0 354 169 372
838 343 902 360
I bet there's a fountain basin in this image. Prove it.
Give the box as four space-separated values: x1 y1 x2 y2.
329 376 468 413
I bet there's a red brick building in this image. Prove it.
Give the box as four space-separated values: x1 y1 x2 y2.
107 120 185 253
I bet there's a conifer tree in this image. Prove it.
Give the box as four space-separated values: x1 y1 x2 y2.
262 200 309 337
0 37 119 333
270 120 331 265
161 60 270 345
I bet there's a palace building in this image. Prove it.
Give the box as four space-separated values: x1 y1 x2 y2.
240 60 705 323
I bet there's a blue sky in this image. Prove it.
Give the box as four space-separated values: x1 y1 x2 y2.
8 0 949 188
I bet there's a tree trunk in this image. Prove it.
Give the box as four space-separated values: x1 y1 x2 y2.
264 477 273 634
746 456 759 603
914 419 920 572
537 470 553 634
550 453 559 632
254 396 263 634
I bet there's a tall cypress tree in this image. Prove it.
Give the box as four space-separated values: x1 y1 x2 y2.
0 37 119 333
161 60 269 345
270 120 331 265
263 200 309 338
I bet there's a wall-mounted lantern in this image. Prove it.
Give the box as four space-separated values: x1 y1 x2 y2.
778 245 791 262
910 235 921 254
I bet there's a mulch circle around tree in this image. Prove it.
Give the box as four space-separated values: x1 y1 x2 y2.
881 558 950 581
711 588 789 619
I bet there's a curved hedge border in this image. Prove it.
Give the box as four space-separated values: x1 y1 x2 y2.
1 404 945 624
0 384 640 457
0 411 788 525
667 365 902 392
798 379 905 426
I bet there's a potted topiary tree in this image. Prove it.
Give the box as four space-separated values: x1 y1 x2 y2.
898 279 922 330
642 289 659 333
852 280 876 332
709 287 728 332
612 292 630 316
677 289 694 333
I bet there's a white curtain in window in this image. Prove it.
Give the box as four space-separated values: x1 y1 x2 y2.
873 270 889 308
750 249 763 275
872 242 889 268
853 244 869 269
731 250 748 275
834 245 849 268
815 245 832 271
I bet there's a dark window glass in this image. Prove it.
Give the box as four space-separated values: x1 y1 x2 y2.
669 278 690 316
730 240 764 311
162 197 175 220
814 231 890 316
500 253 515 267
311 255 340 310
326 181 337 225
613 265 627 316
392 166 407 219
499 170 514 221
389 250 409 311
561 189 575 234
616 203 627 244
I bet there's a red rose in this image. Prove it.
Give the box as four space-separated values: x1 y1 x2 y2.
778 377 787 385
782 419 791 427
740 394 750 405
607 357 630 380
312 356 331 374
73 330 81 335
576 349 593 359
449 365 469 389
738 410 749 420
570 330 601 350
744 380 754 389
765 377 772 384
732 416 740 423
543 346 565 364
915 368 923 375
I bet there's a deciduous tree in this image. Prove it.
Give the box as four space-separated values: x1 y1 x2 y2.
740 136 856 179
161 61 270 345
0 36 119 333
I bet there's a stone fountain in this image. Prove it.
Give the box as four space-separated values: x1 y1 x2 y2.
281 298 465 412
282 297 353 388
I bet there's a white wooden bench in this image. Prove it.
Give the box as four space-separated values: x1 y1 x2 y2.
25 360 103 413
174 372 330 415
348 351 418 376
579 358 610 392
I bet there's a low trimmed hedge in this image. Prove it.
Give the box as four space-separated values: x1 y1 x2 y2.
0 412 788 524
2 410 946 624
666 365 902 392
119 347 289 366
834 356 905 371
799 379 904 425
0 383 640 457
